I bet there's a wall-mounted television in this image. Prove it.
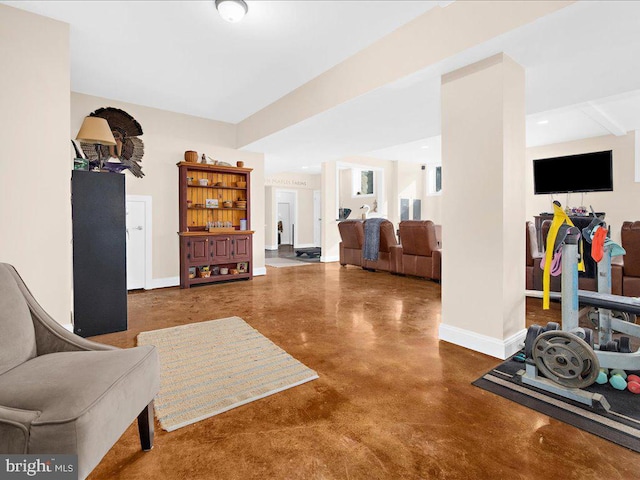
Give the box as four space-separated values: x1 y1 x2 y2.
533 150 613 195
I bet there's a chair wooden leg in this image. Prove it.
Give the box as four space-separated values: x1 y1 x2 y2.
137 401 155 451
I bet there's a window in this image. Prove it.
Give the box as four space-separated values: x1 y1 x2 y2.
427 165 442 196
353 169 375 197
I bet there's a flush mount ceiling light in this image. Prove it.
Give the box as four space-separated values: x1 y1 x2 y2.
215 0 248 23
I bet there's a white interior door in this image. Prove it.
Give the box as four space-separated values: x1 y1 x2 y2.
126 200 146 289
313 190 321 247
277 202 291 245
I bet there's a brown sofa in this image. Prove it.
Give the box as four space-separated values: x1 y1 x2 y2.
621 221 640 297
526 221 543 290
362 219 398 272
391 220 441 281
338 220 364 267
537 219 622 295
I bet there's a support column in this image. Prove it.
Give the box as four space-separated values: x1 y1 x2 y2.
439 53 526 359
320 161 340 263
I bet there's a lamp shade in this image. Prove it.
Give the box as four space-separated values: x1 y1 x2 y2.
76 117 116 145
215 0 248 23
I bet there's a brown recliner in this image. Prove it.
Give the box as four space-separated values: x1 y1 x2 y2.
537 219 622 295
621 221 640 297
526 221 543 290
338 220 364 267
362 219 398 272
391 220 441 281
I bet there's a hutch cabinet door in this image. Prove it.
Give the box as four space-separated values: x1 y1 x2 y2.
233 235 252 261
212 236 232 262
187 237 210 265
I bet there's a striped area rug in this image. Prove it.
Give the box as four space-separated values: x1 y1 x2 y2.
137 316 318 432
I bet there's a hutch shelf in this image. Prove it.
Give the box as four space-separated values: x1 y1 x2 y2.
177 161 253 288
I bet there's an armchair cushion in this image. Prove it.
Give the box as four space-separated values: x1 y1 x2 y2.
0 266 36 375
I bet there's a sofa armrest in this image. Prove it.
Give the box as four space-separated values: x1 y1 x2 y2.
5 264 116 355
432 249 442 281
0 405 42 454
390 245 403 274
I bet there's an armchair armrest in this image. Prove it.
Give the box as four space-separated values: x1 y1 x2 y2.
0 405 41 454
5 264 116 355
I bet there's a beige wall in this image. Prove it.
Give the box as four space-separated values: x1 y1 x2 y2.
337 157 398 225
71 93 266 282
0 5 71 323
526 132 640 244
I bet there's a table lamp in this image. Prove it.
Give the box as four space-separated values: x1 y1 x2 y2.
76 116 116 171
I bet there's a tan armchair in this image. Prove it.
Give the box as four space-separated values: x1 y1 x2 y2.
621 221 640 297
338 220 365 267
0 263 159 480
391 220 442 281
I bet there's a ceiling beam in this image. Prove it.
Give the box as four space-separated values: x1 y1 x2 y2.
580 103 627 136
236 0 575 149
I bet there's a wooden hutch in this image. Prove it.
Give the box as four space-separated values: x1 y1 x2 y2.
177 161 253 288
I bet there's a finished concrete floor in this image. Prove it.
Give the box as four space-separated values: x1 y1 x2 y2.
89 263 640 479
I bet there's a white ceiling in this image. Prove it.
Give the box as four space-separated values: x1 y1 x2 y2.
5 1 640 174
3 0 437 123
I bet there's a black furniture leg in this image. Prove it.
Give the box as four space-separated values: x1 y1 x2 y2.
137 401 155 451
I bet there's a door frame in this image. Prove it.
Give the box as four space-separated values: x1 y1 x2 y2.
313 189 321 247
274 189 298 248
126 195 153 289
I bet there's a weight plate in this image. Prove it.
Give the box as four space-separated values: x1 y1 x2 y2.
532 330 600 388
525 324 544 360
569 327 586 340
619 336 632 354
613 311 632 323
604 340 619 352
583 328 594 349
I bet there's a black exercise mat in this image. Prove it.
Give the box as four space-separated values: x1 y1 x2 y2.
473 354 640 452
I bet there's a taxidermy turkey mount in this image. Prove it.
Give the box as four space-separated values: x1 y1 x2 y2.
80 107 145 178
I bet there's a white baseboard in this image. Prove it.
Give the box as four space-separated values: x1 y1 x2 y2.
438 324 526 360
294 243 315 249
265 245 278 251
320 255 339 263
148 276 180 289
253 267 267 276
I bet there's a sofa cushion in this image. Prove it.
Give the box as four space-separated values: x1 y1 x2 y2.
0 346 159 477
0 265 36 375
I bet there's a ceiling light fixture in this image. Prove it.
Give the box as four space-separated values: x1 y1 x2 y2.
537 119 549 125
421 145 430 149
215 0 248 23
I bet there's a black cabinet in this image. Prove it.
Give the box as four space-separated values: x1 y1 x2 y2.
71 171 127 337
